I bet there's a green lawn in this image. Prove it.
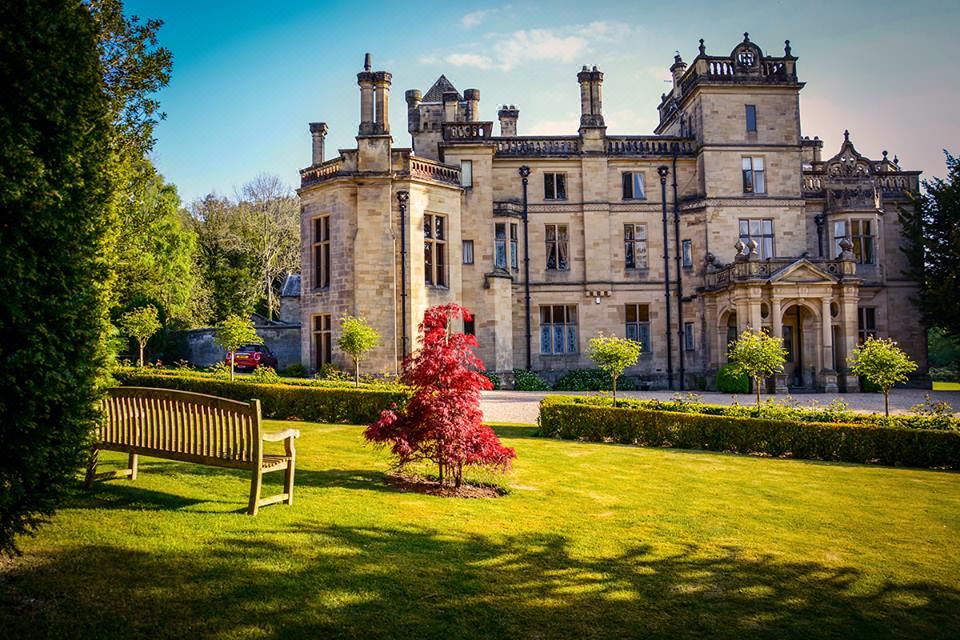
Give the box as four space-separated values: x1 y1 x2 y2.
3 422 960 640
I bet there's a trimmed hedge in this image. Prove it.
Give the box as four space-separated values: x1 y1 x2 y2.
537 396 960 469
716 363 750 394
552 368 637 392
113 370 410 424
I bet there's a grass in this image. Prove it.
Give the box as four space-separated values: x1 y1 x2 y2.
2 422 960 639
933 381 960 391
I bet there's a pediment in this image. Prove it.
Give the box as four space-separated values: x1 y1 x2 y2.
769 259 837 284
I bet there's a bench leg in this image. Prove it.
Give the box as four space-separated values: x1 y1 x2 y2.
248 469 263 516
128 453 139 481
283 456 295 506
85 448 99 489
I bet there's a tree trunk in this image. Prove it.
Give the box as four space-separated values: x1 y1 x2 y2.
612 374 618 406
265 272 273 321
230 352 235 381
138 342 145 368
884 388 890 417
354 359 360 388
755 376 762 411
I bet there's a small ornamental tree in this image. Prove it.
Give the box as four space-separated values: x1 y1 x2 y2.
728 328 787 410
118 304 161 367
337 315 380 387
365 304 516 490
215 314 262 381
587 334 642 404
849 336 918 417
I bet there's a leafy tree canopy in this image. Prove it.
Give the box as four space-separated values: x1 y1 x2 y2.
587 334 642 403
728 329 787 409
849 337 917 417
215 315 262 381
118 304 161 366
338 316 381 387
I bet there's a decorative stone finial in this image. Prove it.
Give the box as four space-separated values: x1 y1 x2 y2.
747 238 758 258
838 237 854 261
743 32 750 42
698 38 706 55
363 52 372 71
674 51 682 64
882 150 888 159
735 239 745 253
784 40 792 57
893 155 899 166
843 129 850 142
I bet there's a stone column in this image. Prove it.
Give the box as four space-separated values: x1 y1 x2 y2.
309 122 328 166
577 66 591 123
770 297 788 393
357 71 375 135
820 297 838 392
839 284 860 392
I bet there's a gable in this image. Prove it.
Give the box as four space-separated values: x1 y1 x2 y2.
769 259 837 284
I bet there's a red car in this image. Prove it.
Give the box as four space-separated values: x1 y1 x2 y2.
226 344 278 372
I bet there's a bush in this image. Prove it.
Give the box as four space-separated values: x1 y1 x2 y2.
482 370 502 390
280 363 307 378
537 395 960 469
113 370 411 424
717 363 750 394
250 366 280 384
0 2 114 555
513 369 550 391
552 368 637 392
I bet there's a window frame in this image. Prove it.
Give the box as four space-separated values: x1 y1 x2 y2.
424 213 448 288
745 104 757 133
462 239 474 265
857 307 877 344
460 159 473 188
741 156 766 194
495 223 507 269
544 172 567 201
545 223 569 272
738 218 775 259
683 322 695 351
624 223 648 270
625 303 651 354
510 223 519 271
312 215 331 290
621 171 646 200
539 304 578 355
681 239 693 268
312 314 332 369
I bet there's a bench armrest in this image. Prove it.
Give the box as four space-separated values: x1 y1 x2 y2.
262 429 301 442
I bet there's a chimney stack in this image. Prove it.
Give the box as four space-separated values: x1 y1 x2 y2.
498 105 519 137
405 89 422 134
577 65 605 128
464 88 480 121
373 71 392 134
442 90 459 122
309 122 328 165
357 53 375 135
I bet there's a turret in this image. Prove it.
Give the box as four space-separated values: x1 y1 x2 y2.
309 122 328 165
498 104 519 137
464 88 480 121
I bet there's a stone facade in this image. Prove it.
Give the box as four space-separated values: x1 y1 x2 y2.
297 36 927 391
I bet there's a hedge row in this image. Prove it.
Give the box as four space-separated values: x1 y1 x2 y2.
114 366 404 391
537 396 960 469
113 371 410 424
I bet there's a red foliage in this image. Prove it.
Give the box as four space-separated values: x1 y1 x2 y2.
365 304 516 488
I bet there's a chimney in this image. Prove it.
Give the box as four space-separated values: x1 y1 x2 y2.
405 89 422 134
309 122 328 165
357 53 375 135
670 53 687 97
373 71 392 134
498 104 519 137
464 88 480 121
442 90 459 122
577 65 605 128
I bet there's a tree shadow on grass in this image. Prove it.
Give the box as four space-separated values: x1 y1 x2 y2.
2 524 958 640
488 424 541 440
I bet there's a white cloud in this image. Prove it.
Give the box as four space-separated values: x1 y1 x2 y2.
418 55 439 65
528 116 579 135
494 29 588 70
446 53 495 69
462 9 496 29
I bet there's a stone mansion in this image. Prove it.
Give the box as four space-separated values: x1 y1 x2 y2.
296 34 925 391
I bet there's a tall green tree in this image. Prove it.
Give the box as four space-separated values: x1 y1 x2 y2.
899 152 960 360
118 305 162 366
587 334 642 404
338 316 381 387
0 0 115 554
849 337 918 417
728 329 788 410
216 315 262 381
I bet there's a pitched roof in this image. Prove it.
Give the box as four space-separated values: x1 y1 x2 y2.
422 75 461 103
280 273 301 297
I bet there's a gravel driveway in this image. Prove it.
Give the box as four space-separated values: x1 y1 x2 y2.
480 388 960 425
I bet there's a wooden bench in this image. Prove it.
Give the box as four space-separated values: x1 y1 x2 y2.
86 386 300 515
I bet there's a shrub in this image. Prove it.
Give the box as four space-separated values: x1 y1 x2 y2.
316 363 352 383
337 315 380 387
280 363 306 378
537 396 960 469
513 369 550 391
553 368 637 392
215 314 261 381
113 370 410 424
482 370 503 390
0 2 114 555
727 329 787 408
849 337 918 416
250 366 280 384
586 334 642 402
717 363 750 394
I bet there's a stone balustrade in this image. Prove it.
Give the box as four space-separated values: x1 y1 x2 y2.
606 136 696 156
704 257 855 290
408 157 461 186
494 137 580 157
300 158 344 187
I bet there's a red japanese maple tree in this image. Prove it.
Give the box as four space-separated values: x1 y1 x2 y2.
365 304 516 489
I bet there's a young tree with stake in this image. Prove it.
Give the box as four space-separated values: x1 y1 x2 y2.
215 314 262 381
848 336 917 417
587 334 642 404
337 316 380 387
728 328 787 410
118 304 161 367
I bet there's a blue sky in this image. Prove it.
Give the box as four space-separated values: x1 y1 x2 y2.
129 0 960 202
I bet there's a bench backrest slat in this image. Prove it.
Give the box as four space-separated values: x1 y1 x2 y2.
102 387 261 463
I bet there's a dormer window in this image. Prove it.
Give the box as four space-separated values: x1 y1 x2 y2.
736 49 756 67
